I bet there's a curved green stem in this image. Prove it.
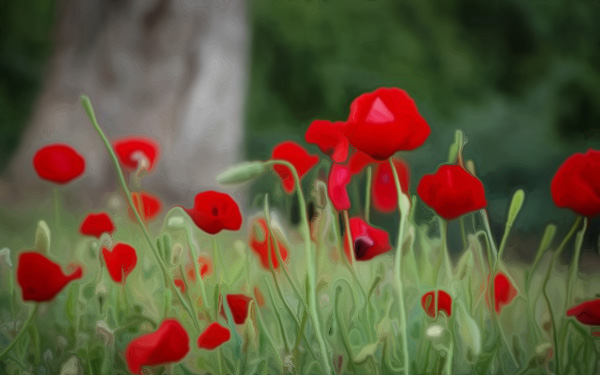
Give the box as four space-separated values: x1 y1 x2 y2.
0 305 39 361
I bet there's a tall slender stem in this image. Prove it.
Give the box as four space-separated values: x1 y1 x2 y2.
0 305 39 361
365 166 373 224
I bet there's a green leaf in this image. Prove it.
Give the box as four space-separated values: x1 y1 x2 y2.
217 161 266 184
454 301 481 360
353 341 379 363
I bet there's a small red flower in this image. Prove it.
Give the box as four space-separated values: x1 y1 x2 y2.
494 272 517 314
114 136 159 172
421 290 453 318
102 243 137 283
567 299 600 326
348 150 378 175
328 163 351 211
184 191 242 235
17 252 83 302
197 322 231 350
249 218 289 269
174 278 186 293
125 319 189 373
271 141 319 193
551 149 600 218
130 191 162 222
186 256 213 281
344 88 430 160
79 212 115 238
305 120 349 163
343 217 392 262
417 164 487 220
32 144 85 184
372 158 410 213
220 294 252 324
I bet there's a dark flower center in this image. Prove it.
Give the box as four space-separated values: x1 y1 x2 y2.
212 207 219 217
354 236 374 260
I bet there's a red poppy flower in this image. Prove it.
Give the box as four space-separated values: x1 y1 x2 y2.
79 212 115 238
305 120 349 163
32 144 85 184
125 319 189 373
130 192 162 222
174 278 186 293
186 256 213 281
417 164 487 221
567 299 600 326
551 149 600 218
343 217 392 262
249 218 289 269
344 88 430 160
17 252 83 302
493 272 517 314
328 163 351 211
184 191 242 235
372 158 410 213
114 136 159 172
197 322 231 350
348 150 377 175
220 294 252 324
271 141 319 193
102 243 137 283
421 290 453 318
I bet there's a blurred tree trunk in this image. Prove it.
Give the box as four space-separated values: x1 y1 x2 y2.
2 0 248 205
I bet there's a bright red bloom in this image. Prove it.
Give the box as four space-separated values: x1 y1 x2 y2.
184 191 242 235
567 299 600 326
344 88 430 160
114 136 159 172
348 150 377 175
417 164 487 220
494 272 517 314
328 163 351 211
343 217 392 262
197 322 231 350
17 252 83 302
421 290 453 318
125 319 189 373
220 294 252 324
551 149 600 218
372 158 410 213
130 191 162 221
271 141 319 193
32 144 85 184
249 218 289 269
102 243 137 283
79 212 115 238
305 120 349 163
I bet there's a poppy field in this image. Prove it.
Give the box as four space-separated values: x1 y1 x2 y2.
1 89 600 374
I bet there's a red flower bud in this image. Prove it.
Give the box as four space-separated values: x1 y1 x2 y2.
305 120 349 163
493 272 517 314
197 322 231 350
184 191 242 235
551 149 600 218
343 217 392 262
345 88 430 160
372 158 410 213
130 191 162 222
220 294 252 324
125 319 189 373
114 136 159 172
32 144 85 184
567 299 600 326
79 212 115 238
17 252 83 302
249 218 288 269
328 164 351 211
271 141 319 193
421 290 452 318
102 243 137 283
417 164 487 220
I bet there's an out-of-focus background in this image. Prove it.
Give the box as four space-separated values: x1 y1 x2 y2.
1 1 599 253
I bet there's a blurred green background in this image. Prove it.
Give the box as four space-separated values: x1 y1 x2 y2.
1 0 599 243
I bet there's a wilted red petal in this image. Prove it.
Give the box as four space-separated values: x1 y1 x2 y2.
494 272 517 314
345 88 430 160
125 319 189 373
32 144 85 184
130 192 162 222
271 141 319 193
17 252 83 302
220 294 252 324
421 290 453 318
343 217 392 262
79 212 115 238
305 120 349 163
114 136 159 172
328 164 351 211
372 158 410 213
184 191 242 235
197 322 231 350
102 243 137 283
417 164 487 220
249 218 288 269
567 299 600 326
551 149 600 218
